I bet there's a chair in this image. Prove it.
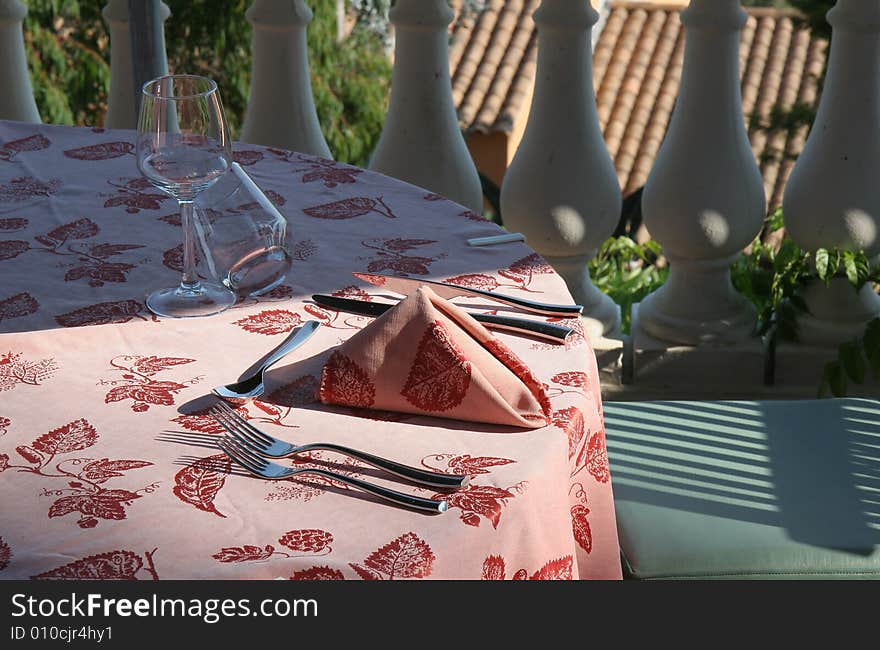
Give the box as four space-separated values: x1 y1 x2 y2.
604 397 880 579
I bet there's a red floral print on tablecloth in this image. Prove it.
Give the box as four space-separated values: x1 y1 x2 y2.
571 504 593 554
349 532 435 580
553 406 586 460
0 292 38 323
532 316 586 351
301 285 371 330
401 321 471 412
161 243 185 272
233 309 302 336
102 177 172 213
582 429 610 484
554 405 609 483
0 418 154 528
22 217 146 287
497 252 554 292
361 238 444 276
459 209 488 222
0 537 11 571
292 238 318 261
481 554 573 580
100 355 200 412
213 529 334 564
420 453 515 477
0 133 51 161
0 217 28 231
548 371 590 398
0 416 9 436
0 240 29 261
63 141 133 161
0 177 62 203
0 351 58 392
263 456 357 504
289 155 363 187
172 453 230 518
233 150 264 166
54 300 153 328
434 482 526 529
291 566 344 580
303 196 396 220
32 549 159 580
264 374 320 408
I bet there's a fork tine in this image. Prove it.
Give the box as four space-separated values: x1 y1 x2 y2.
217 437 259 473
218 437 269 475
213 401 275 445
221 435 271 470
209 405 268 451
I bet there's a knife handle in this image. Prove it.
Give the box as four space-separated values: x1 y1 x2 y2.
471 312 572 344
465 287 584 318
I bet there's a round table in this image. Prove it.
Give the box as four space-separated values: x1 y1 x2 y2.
0 120 620 580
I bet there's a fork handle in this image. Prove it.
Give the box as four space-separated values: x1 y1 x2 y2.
295 443 468 489
296 468 449 514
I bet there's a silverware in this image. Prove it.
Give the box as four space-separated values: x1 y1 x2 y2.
312 294 573 344
352 271 583 317
217 435 449 514
466 233 526 247
209 401 468 489
212 320 321 399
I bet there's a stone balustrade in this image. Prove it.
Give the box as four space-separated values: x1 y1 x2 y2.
2 0 879 398
500 0 622 339
783 0 880 345
0 0 40 123
368 0 483 213
102 0 170 130
240 0 331 158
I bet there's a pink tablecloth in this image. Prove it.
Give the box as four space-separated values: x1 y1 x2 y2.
0 120 620 580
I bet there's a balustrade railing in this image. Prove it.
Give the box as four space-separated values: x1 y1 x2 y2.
0 0 40 123
2 0 878 395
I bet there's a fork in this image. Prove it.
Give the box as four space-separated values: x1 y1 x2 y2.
209 401 468 489
217 435 449 514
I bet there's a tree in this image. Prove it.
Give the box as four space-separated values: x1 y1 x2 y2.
22 0 392 166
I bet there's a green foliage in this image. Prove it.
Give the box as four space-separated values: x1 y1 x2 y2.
788 0 835 40
163 1 252 137
589 237 667 334
307 1 391 166
729 208 880 397
820 319 880 397
731 209 811 340
22 1 391 165
23 0 111 126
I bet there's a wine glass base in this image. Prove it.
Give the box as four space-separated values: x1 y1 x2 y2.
146 282 236 318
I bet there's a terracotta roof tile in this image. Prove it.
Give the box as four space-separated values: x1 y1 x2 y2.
452 1 828 208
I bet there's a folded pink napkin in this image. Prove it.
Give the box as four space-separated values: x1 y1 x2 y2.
319 286 551 428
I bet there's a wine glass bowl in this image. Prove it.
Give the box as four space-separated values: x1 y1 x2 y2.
136 74 237 318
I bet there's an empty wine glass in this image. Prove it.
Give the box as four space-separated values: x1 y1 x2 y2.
136 74 236 317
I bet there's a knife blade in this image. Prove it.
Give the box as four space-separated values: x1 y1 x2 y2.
312 294 573 344
352 272 583 318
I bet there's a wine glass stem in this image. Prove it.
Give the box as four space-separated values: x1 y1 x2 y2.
179 199 201 290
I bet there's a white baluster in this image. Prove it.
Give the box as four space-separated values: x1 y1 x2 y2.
102 0 170 129
241 0 331 158
0 0 40 122
783 0 880 345
368 0 482 213
638 0 766 345
500 0 622 338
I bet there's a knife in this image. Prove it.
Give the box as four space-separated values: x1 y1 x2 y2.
352 272 583 318
312 294 573 344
